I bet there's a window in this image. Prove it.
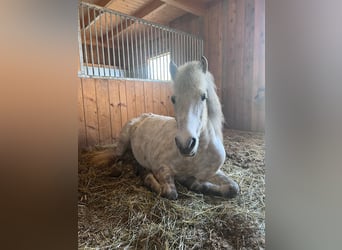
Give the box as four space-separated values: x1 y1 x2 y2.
148 52 171 81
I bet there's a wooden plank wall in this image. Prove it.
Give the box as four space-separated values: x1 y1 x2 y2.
169 0 265 131
78 77 174 148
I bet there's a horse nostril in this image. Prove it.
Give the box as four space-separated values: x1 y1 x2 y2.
188 137 196 151
175 137 196 155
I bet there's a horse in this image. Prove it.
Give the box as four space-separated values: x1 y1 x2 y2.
92 56 239 200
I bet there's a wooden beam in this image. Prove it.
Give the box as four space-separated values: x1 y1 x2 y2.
134 0 165 18
96 0 115 7
160 0 206 16
82 0 117 29
99 0 166 44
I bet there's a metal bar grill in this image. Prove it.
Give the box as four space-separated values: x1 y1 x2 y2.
78 2 204 80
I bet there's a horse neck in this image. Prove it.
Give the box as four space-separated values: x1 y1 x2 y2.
200 114 223 145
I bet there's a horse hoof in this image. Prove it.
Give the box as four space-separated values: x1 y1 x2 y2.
109 168 122 177
225 182 240 198
165 190 178 200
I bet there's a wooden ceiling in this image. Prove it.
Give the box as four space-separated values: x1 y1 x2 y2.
82 0 216 25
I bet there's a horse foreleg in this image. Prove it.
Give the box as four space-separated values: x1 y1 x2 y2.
138 165 177 200
154 165 178 200
181 170 239 198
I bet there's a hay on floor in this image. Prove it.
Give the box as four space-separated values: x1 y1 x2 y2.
78 129 265 249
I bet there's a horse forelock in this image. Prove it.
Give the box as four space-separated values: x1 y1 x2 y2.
173 61 206 94
172 61 224 140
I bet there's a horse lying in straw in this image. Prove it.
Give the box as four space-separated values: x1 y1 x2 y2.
93 56 239 200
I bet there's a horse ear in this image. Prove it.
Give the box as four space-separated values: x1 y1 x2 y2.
200 56 208 73
170 61 178 80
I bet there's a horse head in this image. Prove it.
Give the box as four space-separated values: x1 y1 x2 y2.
169 56 211 157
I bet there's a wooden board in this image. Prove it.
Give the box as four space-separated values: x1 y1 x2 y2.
108 80 122 139
78 78 87 148
152 81 161 114
82 78 100 146
95 79 112 144
125 80 137 120
159 83 168 116
118 80 128 127
78 78 178 148
134 80 146 115
222 0 237 129
143 81 154 113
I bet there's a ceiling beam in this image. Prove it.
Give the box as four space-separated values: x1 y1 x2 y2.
133 0 165 18
160 0 206 16
95 0 115 7
101 0 166 42
82 0 117 29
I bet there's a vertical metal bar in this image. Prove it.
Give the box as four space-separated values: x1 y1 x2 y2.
190 36 193 61
194 37 196 60
100 10 106 76
201 39 204 57
180 33 182 65
88 7 95 75
185 35 188 63
80 5 88 75
158 27 161 80
164 29 167 80
94 9 101 76
150 26 153 79
120 16 126 75
125 18 131 77
130 19 135 78
134 22 138 79
161 29 166 80
151 26 155 79
162 28 165 80
194 38 198 60
195 37 197 60
134 20 138 78
188 36 190 62
163 29 166 80
177 34 182 65
147 25 150 79
139 22 143 79
78 5 84 75
174 32 177 64
142 25 146 79
171 31 174 64
186 35 188 63
105 13 111 77
168 30 170 78
178 34 183 65
116 15 121 77
110 13 116 77
183 34 186 63
155 26 158 80
188 35 190 62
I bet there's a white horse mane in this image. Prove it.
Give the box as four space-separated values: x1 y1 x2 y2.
172 61 224 140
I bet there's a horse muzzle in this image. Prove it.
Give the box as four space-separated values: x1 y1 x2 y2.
175 137 197 157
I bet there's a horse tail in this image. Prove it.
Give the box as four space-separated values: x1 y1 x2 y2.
87 123 132 168
89 147 116 167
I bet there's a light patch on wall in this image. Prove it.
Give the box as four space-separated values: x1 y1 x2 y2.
148 52 171 81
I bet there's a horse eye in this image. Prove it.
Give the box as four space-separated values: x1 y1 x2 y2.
201 93 207 101
171 95 176 104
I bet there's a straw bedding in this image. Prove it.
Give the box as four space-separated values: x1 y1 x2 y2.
78 129 265 249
